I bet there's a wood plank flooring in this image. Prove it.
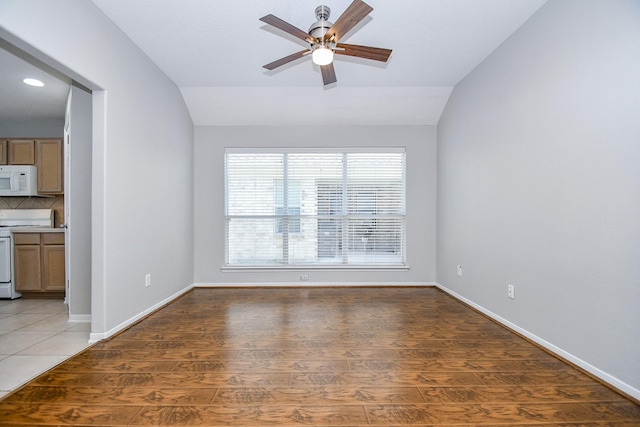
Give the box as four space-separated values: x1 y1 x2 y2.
0 287 638 426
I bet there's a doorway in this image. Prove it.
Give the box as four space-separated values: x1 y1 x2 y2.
0 40 92 321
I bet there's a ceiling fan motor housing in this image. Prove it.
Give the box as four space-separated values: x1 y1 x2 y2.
309 5 333 40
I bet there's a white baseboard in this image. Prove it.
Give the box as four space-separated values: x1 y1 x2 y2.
436 282 640 401
193 282 436 288
89 284 194 343
68 314 91 323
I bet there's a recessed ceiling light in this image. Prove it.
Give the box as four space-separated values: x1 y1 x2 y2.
23 78 44 87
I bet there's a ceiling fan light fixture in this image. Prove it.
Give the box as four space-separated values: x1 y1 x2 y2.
312 46 333 66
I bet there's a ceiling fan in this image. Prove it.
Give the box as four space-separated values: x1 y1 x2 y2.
259 0 392 86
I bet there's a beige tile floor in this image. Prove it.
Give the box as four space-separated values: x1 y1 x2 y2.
0 298 91 399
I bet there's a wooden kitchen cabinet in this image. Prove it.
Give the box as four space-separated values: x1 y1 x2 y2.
8 139 35 164
36 139 64 194
14 232 65 295
0 140 7 164
14 235 42 291
42 233 66 291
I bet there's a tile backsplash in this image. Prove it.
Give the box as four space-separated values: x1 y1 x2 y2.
0 196 64 227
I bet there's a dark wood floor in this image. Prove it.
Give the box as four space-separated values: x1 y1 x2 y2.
1 287 638 426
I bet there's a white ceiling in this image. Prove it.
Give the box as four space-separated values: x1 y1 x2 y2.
0 46 70 122
0 0 547 126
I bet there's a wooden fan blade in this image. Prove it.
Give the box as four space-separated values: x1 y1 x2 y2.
260 14 317 43
323 0 373 42
320 63 337 86
263 50 309 70
335 43 392 62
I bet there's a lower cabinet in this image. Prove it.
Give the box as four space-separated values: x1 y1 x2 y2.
14 232 65 294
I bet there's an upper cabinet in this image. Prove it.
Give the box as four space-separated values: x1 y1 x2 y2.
0 140 6 164
36 139 64 194
8 139 35 164
0 138 63 194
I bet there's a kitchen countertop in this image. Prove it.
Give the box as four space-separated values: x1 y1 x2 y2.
9 227 64 233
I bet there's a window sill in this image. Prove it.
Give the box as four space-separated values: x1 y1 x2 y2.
221 264 410 272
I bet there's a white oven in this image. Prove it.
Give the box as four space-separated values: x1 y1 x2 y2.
0 230 18 299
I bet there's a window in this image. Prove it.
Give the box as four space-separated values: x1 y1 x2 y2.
274 179 301 234
225 149 406 267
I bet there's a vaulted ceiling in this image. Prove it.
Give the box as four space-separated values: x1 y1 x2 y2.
1 0 547 126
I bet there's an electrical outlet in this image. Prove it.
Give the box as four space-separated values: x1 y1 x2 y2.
300 275 309 281
507 284 515 299
145 273 151 287
457 265 463 277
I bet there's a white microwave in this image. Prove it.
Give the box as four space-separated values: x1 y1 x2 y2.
0 165 38 196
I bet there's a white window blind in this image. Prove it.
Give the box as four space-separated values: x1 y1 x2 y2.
225 149 406 267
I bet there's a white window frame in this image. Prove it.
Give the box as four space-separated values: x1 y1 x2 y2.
224 147 407 270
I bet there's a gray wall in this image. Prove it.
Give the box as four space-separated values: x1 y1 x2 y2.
0 0 195 338
0 118 64 137
437 0 640 396
194 126 436 285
